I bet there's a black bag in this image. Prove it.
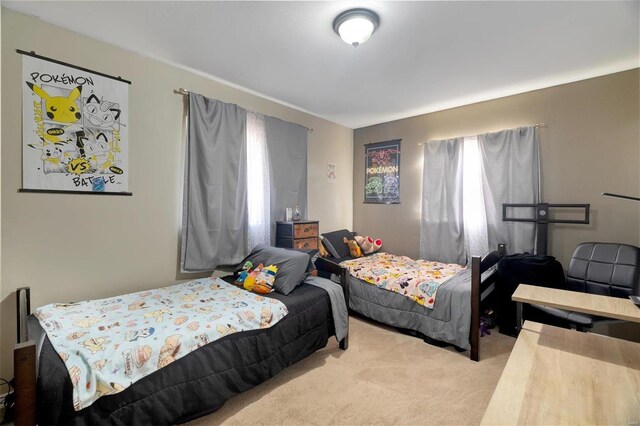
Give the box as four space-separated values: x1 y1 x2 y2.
496 253 565 336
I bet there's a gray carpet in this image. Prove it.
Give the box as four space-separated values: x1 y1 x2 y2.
187 316 515 425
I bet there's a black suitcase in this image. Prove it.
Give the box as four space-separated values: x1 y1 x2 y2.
496 253 565 336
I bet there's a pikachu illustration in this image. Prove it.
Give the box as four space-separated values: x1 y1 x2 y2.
157 335 181 369
144 309 170 323
260 307 273 328
93 359 107 371
27 138 75 174
26 82 82 123
73 315 103 328
128 300 147 311
82 337 110 354
216 323 238 337
95 380 125 397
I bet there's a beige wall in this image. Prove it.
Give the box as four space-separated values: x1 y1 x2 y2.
0 9 353 378
354 69 640 266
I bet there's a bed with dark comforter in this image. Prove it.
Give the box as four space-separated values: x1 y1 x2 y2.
30 279 340 425
18 245 348 425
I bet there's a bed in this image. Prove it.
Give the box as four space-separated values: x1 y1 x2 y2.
13 245 349 425
316 229 503 362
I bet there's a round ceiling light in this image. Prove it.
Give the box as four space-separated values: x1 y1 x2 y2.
333 8 380 47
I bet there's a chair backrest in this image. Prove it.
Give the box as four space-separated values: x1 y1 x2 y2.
566 242 640 297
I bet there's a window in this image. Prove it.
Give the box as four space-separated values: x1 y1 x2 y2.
462 136 489 257
246 111 270 248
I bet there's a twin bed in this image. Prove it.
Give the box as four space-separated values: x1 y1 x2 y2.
15 246 348 425
315 229 503 362
14 236 502 424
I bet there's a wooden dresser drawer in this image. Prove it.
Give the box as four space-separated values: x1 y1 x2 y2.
294 223 319 239
293 238 318 250
275 220 319 249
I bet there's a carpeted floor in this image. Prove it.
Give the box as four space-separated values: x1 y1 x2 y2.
187 316 515 426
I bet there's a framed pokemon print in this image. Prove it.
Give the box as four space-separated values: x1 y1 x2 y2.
20 50 131 195
364 139 401 204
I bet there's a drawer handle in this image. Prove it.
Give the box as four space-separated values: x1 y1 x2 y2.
303 227 310 233
303 242 309 248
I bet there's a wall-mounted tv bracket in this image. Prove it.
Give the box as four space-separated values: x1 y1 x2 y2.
502 203 590 255
602 192 640 202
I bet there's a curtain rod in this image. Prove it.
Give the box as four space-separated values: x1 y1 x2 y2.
417 123 546 145
174 88 313 132
17 49 132 84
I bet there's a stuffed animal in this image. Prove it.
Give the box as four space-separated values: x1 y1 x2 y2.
318 237 330 258
372 237 383 252
354 235 383 254
252 264 278 294
235 261 254 286
343 237 363 258
236 262 278 294
354 235 373 254
242 263 263 292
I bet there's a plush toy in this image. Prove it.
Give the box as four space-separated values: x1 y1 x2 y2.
371 237 383 252
354 235 383 254
242 263 263 292
318 237 329 258
354 235 373 254
235 261 254 286
252 264 278 294
343 237 363 258
236 262 278 294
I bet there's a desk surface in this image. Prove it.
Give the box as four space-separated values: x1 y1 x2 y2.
481 321 640 425
512 284 640 323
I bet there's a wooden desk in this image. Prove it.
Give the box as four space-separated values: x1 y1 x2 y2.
481 321 640 425
513 284 640 323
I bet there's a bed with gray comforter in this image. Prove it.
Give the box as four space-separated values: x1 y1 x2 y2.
318 229 478 351
348 269 473 350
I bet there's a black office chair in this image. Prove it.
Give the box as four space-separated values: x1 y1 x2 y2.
530 242 640 331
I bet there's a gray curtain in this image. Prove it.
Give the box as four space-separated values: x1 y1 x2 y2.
181 94 248 272
420 138 466 264
478 126 539 254
265 116 308 244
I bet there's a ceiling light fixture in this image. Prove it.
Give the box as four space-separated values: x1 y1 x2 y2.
333 8 380 47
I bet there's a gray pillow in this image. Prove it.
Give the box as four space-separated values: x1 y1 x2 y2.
321 229 354 258
236 244 310 295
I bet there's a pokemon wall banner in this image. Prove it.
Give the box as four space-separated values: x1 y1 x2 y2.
21 51 131 194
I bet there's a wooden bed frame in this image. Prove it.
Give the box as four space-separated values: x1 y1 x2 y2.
315 245 505 362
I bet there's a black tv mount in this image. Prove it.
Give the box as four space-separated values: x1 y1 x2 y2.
502 203 590 255
602 192 640 202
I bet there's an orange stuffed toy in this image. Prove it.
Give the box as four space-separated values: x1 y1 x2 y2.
343 237 363 258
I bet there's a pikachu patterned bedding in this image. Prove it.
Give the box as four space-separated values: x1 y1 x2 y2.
34 277 288 411
340 253 466 309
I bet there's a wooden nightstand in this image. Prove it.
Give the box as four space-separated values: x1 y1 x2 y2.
275 220 319 250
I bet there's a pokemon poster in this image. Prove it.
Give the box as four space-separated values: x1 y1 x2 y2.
22 54 129 193
364 140 401 204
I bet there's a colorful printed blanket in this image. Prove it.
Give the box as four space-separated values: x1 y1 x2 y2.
34 277 288 411
340 253 465 309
